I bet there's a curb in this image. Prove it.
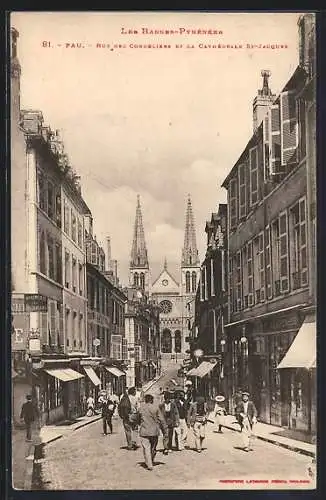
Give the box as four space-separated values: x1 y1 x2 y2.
222 422 315 458
23 445 36 490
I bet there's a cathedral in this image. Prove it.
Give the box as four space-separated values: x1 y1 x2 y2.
129 194 200 363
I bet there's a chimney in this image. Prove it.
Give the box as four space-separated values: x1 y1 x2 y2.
252 70 276 132
106 237 112 272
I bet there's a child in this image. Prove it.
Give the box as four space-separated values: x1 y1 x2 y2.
214 395 227 433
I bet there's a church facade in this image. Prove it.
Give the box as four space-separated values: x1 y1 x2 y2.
129 195 200 364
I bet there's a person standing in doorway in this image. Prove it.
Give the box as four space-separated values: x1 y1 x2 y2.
159 391 179 454
118 387 139 450
235 391 258 452
174 390 188 451
20 395 38 442
139 394 168 471
188 395 208 453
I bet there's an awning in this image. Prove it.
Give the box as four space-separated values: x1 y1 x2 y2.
45 368 84 382
277 315 316 369
149 361 157 369
84 366 101 386
105 366 126 378
186 361 217 378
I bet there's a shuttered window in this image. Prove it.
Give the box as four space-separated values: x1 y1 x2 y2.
265 226 273 299
258 232 265 302
39 231 46 275
263 115 270 181
249 146 258 206
242 246 248 308
122 337 128 360
238 163 246 219
236 251 242 311
229 178 238 230
111 334 122 360
297 98 306 161
135 345 142 362
49 300 56 345
228 257 233 313
280 91 298 166
247 241 254 307
279 212 289 293
268 105 282 176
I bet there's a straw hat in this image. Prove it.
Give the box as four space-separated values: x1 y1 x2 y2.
215 395 225 402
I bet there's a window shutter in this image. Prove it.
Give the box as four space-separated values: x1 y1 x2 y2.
259 232 265 301
263 115 270 182
229 179 238 229
279 212 289 293
238 163 246 219
247 241 254 306
122 337 128 360
265 225 273 299
249 146 258 206
280 91 298 166
135 345 142 362
268 105 282 176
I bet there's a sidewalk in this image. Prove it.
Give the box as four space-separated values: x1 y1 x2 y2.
12 427 37 490
38 413 102 446
221 414 316 458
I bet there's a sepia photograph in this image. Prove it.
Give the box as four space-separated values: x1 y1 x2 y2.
10 11 316 491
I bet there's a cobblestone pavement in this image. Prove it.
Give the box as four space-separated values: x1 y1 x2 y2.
39 415 315 490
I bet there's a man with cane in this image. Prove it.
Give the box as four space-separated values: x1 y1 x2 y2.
235 390 258 452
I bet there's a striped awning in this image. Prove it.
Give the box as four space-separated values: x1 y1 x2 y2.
105 366 126 378
83 366 101 386
277 315 316 369
187 361 217 378
45 368 84 382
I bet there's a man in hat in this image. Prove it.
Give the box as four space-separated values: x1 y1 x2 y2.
20 394 38 442
214 395 227 433
235 391 257 452
174 390 189 451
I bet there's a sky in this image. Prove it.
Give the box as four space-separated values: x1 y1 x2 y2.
11 11 302 285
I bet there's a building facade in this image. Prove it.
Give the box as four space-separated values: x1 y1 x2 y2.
124 288 160 388
192 205 229 404
221 14 316 435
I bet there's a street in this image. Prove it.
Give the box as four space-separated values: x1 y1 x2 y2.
36 374 314 491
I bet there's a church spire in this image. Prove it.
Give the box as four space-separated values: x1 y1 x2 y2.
181 194 199 267
130 194 149 269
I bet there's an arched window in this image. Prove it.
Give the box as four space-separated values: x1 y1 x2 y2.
134 272 139 287
174 330 181 353
140 272 145 290
40 231 46 274
192 271 197 293
185 271 190 293
161 329 172 353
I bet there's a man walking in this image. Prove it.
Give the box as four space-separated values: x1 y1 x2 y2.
174 390 188 451
188 395 208 453
101 395 116 435
139 394 168 471
118 387 139 450
20 394 38 442
235 391 258 452
159 391 179 454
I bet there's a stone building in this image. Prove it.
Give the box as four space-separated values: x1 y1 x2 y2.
221 14 316 435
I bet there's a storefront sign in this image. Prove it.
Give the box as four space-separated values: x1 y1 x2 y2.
29 337 41 352
263 314 300 333
24 294 48 312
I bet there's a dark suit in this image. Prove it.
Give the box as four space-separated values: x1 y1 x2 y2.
235 400 257 429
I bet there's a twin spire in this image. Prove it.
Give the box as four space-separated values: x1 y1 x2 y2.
130 193 199 270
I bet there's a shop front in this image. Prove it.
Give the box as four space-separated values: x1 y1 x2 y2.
104 366 126 397
186 360 218 404
39 362 85 424
80 359 102 408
